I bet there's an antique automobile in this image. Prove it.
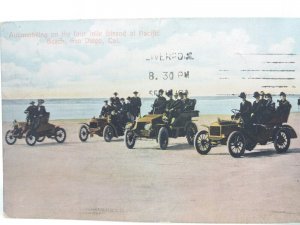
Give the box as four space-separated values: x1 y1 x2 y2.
194 107 297 158
25 112 67 146
79 113 125 142
124 110 199 150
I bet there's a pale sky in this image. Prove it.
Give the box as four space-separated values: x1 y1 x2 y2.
1 18 299 99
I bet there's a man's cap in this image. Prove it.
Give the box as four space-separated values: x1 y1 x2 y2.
253 91 260 98
120 98 125 101
113 92 118 95
104 100 108 103
29 101 35 105
265 93 272 98
158 89 164 93
178 91 184 96
126 96 131 100
133 91 138 94
238 92 246 98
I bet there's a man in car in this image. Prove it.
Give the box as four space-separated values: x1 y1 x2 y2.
151 89 166 114
238 92 252 126
100 100 111 117
261 93 275 123
277 92 291 115
24 101 37 125
131 91 142 119
251 91 264 123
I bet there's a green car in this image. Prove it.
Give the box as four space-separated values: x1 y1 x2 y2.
124 110 199 150
194 108 297 158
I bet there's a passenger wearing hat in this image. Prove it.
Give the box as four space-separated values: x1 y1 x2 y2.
24 101 37 125
151 89 166 114
260 91 268 107
261 93 276 123
112 92 121 109
37 99 47 117
277 92 291 116
131 91 142 119
251 91 264 123
100 100 112 117
165 89 175 111
125 97 134 122
238 92 252 125
182 90 195 111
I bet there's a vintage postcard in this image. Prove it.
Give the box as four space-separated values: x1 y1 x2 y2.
1 18 300 222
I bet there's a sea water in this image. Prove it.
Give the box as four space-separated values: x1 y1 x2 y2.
2 96 300 122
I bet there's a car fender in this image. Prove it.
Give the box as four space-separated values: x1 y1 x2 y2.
280 124 297 138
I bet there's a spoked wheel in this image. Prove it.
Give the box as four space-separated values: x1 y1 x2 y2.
37 136 46 142
227 131 246 158
186 123 198 145
26 131 37 146
5 130 17 145
55 127 66 143
158 127 169 150
194 130 212 155
103 125 114 142
124 129 136 149
79 125 89 142
274 129 290 153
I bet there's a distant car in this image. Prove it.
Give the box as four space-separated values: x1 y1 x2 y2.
25 113 66 146
124 110 199 150
79 113 125 142
194 108 297 158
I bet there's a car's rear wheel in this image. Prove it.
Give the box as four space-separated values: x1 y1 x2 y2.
194 130 212 155
274 129 290 153
79 125 89 142
186 123 198 145
227 131 246 158
55 128 66 143
103 125 114 142
124 129 136 149
158 127 169 150
5 130 17 145
26 131 37 146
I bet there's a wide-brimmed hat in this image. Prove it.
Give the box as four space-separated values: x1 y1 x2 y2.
279 92 286 97
133 91 138 94
253 91 260 98
29 101 35 105
265 93 272 98
113 92 118 96
238 92 246 98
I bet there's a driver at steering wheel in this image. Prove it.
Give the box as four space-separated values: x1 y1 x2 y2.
238 92 252 126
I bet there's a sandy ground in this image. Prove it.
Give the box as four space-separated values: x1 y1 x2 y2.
2 113 300 223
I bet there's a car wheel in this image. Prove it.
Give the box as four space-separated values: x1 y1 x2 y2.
194 130 211 155
274 129 290 153
103 125 114 142
79 125 89 142
5 130 17 145
55 127 66 143
124 129 136 149
186 123 198 145
227 131 246 158
26 131 37 146
158 127 169 150
37 136 46 142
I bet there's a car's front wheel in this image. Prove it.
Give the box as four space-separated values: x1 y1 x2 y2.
194 130 211 155
274 129 290 153
79 125 89 142
227 131 246 158
158 127 169 150
5 130 17 145
124 129 136 149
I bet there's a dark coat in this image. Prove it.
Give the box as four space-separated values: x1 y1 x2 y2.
240 100 252 122
153 96 166 114
100 105 111 117
131 97 142 117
